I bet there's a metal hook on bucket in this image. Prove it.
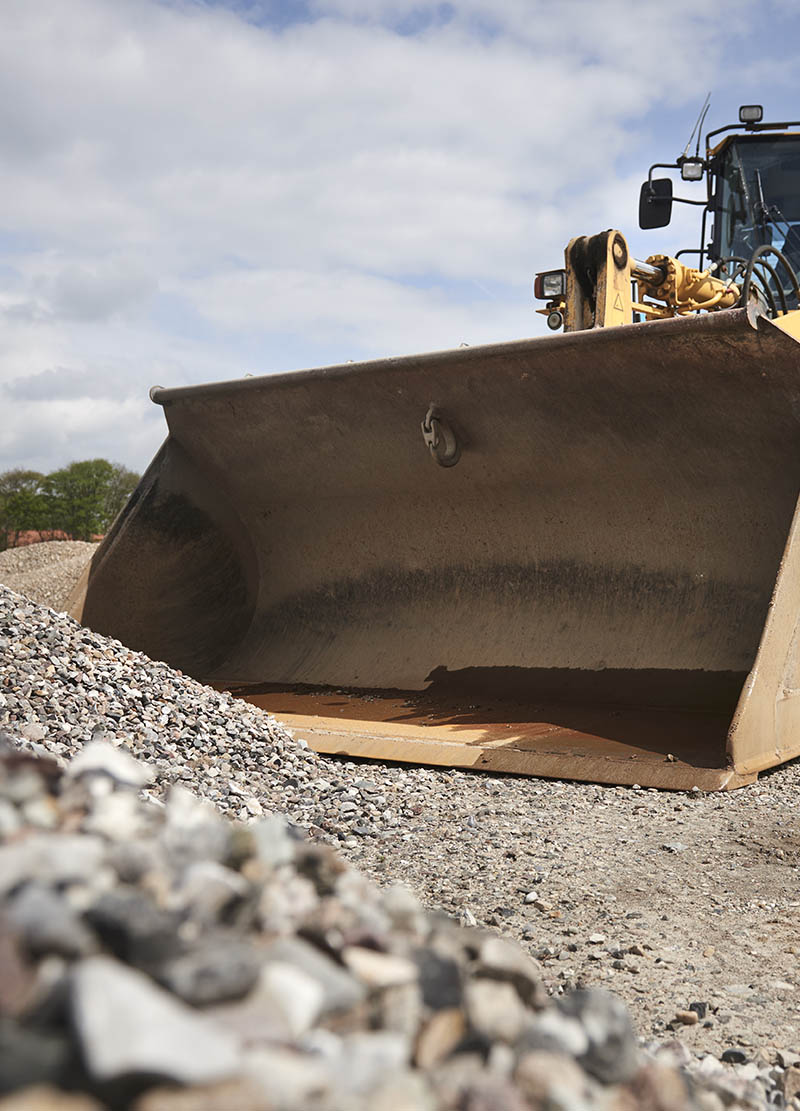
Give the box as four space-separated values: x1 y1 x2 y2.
421 404 461 467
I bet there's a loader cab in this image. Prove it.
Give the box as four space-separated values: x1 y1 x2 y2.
709 131 800 281
639 106 800 311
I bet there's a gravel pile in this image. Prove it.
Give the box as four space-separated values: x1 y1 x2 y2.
2 736 795 1111
0 586 324 826
0 541 99 611
2 549 800 1104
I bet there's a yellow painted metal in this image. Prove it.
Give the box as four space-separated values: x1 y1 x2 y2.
771 310 800 341
564 230 632 331
560 231 740 330
639 256 740 316
707 129 800 160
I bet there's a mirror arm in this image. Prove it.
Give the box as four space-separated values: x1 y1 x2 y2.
646 162 680 188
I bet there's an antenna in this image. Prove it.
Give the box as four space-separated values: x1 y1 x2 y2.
681 92 712 159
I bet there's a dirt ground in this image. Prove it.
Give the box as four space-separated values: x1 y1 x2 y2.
327 758 800 1060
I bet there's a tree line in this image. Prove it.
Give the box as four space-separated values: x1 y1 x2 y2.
0 460 140 549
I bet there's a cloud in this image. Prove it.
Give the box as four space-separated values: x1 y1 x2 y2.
1 256 157 326
43 260 157 322
0 0 795 473
5 364 145 403
170 264 534 357
0 396 164 476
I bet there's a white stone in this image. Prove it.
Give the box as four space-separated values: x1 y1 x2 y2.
258 961 325 1037
68 740 153 787
72 956 241 1084
342 947 418 988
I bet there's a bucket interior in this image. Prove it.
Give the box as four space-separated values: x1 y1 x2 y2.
79 311 800 786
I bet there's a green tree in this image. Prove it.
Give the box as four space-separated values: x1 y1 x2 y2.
0 469 46 549
44 459 117 541
0 459 141 545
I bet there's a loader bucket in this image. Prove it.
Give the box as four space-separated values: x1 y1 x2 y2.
72 307 800 790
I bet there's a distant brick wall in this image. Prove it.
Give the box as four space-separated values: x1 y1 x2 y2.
10 531 104 547
11 531 73 547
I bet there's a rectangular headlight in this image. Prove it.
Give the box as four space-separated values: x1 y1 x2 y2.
533 270 566 300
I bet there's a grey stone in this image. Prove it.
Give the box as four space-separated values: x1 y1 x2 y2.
721 1047 749 1064
85 888 183 970
476 936 545 1008
106 839 164 885
159 937 262 1006
162 787 231 866
81 791 150 841
17 722 46 743
382 885 425 932
413 948 462 1010
7 884 96 959
520 1008 589 1058
0 835 105 897
174 860 251 923
466 979 527 1044
254 960 325 1038
257 872 318 934
336 1031 410 1095
653 1037 693 1068
249 813 295 869
1 763 49 806
785 1066 800 1102
71 956 241 1085
262 936 366 1015
557 988 640 1084
0 798 21 837
514 1050 590 1110
0 1019 71 1094
380 981 423 1039
208 973 318 1045
242 1045 333 1108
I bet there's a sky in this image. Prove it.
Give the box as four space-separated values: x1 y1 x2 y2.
2 0 799 473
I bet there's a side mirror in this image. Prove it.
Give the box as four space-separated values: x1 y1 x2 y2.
639 178 673 229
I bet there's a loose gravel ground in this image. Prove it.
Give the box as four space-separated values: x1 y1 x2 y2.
1 542 800 1107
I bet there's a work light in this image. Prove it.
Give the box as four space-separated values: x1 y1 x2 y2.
681 158 705 181
533 270 566 300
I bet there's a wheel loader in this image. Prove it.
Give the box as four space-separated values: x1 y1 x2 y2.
71 105 800 789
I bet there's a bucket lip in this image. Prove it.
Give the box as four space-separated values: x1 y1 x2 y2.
149 306 759 407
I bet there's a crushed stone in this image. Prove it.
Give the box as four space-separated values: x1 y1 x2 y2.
0 738 794 1110
0 540 99 611
1 545 800 1103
